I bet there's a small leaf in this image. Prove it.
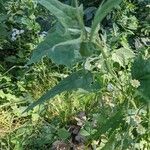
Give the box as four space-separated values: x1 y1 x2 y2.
80 129 90 137
112 48 135 67
101 132 116 150
79 41 98 57
57 128 70 140
0 90 5 99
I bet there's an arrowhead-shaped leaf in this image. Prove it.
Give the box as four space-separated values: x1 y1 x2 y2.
132 56 150 102
24 70 100 112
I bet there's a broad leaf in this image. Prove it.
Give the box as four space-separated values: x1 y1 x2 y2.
90 0 122 40
112 48 135 67
24 70 100 112
28 23 82 66
131 56 150 101
38 0 83 29
28 0 85 66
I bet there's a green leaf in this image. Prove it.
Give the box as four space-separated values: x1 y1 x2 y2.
90 0 122 40
131 56 150 102
28 23 82 66
0 0 6 13
0 23 8 38
0 14 8 22
28 0 85 66
38 0 83 29
93 105 125 140
80 129 91 137
79 41 98 57
112 48 135 67
57 128 70 140
24 70 100 112
101 132 116 150
0 90 5 99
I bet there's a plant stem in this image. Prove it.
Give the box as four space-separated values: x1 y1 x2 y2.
96 42 122 87
71 0 75 6
74 0 87 38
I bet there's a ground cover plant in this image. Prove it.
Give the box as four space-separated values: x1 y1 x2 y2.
0 0 150 149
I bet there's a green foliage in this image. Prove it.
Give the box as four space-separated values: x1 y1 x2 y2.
28 23 81 66
0 0 150 149
38 0 83 29
132 55 150 101
90 0 122 40
27 0 125 111
112 47 135 67
57 128 70 140
25 69 100 112
0 1 9 45
24 1 149 148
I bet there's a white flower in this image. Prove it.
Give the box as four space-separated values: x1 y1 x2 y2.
95 62 102 69
146 5 150 8
12 32 17 37
130 79 140 88
136 124 146 135
107 83 114 92
19 30 24 34
11 36 17 41
12 28 18 32
40 31 48 37
15 29 20 35
42 31 47 34
125 114 142 125
11 28 24 41
132 115 142 124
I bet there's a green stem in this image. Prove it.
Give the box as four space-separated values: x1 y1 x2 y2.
96 42 122 87
71 0 75 6
2 66 26 76
74 0 87 38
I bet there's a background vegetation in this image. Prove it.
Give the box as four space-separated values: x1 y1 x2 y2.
0 0 149 149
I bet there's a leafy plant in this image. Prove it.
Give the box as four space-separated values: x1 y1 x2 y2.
26 0 124 111
0 0 149 149
22 0 150 148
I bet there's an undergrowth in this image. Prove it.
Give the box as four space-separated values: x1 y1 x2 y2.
0 0 150 149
